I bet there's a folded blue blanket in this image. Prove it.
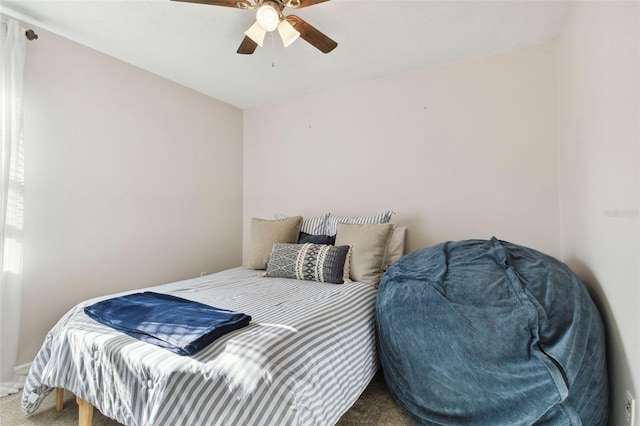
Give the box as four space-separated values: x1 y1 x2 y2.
84 292 251 356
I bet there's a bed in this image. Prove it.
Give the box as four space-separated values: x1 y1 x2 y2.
21 267 380 425
21 212 405 426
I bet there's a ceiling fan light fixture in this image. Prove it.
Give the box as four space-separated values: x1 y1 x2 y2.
256 1 280 32
245 21 266 46
277 19 300 47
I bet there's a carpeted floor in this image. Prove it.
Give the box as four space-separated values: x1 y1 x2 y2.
0 371 416 426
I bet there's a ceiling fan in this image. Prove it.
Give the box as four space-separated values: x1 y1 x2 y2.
172 0 337 55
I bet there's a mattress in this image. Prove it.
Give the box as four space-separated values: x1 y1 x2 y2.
22 267 379 425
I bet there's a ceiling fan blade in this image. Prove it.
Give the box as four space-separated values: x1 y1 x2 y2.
286 15 337 53
237 36 259 54
287 0 330 9
171 0 252 9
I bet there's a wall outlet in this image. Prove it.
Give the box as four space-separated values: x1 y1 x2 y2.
200 271 207 277
626 390 636 426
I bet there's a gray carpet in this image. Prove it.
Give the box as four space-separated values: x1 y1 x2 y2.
0 371 416 426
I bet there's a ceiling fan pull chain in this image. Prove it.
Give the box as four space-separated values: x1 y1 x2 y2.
270 31 276 67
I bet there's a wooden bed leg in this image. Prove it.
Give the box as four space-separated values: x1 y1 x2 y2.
76 396 94 426
55 387 64 411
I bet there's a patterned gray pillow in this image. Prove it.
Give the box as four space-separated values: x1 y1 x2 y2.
265 243 350 284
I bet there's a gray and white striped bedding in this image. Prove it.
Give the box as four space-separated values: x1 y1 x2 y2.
22 267 379 425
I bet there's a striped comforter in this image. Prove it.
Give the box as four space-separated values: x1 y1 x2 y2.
22 267 379 425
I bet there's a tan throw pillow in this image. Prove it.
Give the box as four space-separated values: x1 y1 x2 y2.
246 216 302 270
383 226 407 269
335 222 394 286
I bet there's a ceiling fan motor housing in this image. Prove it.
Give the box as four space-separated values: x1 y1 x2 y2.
256 1 282 31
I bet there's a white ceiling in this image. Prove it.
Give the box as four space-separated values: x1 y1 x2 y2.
1 0 570 109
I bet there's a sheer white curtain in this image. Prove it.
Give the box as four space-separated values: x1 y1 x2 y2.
0 18 26 397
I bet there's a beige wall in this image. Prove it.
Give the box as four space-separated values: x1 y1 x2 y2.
17 27 244 364
244 43 560 260
557 2 639 424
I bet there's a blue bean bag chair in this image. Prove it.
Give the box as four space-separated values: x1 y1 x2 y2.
376 238 608 425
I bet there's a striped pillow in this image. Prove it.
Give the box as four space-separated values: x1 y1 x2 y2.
265 243 350 284
325 211 395 236
274 213 329 236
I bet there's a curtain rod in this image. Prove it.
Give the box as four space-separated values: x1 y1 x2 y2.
25 29 38 40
